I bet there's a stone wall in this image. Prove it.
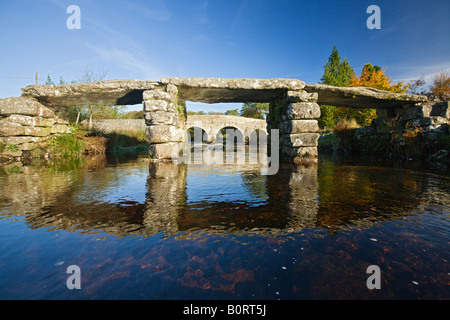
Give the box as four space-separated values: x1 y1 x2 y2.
354 101 449 162
83 119 147 133
0 97 71 160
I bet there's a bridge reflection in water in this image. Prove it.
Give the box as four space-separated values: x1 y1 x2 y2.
0 152 437 241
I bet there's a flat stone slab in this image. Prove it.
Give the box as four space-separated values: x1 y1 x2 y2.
304 84 428 109
161 77 306 103
19 78 428 109
22 80 160 107
0 97 54 118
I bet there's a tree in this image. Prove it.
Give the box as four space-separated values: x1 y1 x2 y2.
321 45 355 87
45 74 55 85
347 64 400 126
75 66 108 128
225 109 239 116
319 46 355 128
207 111 224 115
347 64 410 126
429 71 450 101
350 63 409 93
187 111 206 115
407 75 427 96
240 103 269 119
124 110 145 119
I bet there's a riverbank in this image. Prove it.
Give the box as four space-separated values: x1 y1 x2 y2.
318 117 450 174
0 125 149 173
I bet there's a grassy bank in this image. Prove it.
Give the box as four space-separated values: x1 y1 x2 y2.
30 126 148 160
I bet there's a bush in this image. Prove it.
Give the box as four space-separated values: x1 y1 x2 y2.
47 127 85 157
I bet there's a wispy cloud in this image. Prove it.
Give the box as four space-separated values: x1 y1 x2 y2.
391 62 450 84
229 0 249 37
88 45 162 80
45 0 164 80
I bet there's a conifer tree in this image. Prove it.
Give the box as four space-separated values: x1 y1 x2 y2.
321 45 354 87
319 46 355 128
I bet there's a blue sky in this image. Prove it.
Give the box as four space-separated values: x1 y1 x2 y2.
0 0 449 113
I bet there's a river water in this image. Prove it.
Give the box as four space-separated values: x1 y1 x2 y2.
0 152 448 300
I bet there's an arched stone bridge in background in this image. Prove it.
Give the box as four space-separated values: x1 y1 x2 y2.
186 115 267 144
83 115 267 145
1 77 441 164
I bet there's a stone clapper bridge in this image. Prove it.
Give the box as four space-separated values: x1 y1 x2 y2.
3 77 431 164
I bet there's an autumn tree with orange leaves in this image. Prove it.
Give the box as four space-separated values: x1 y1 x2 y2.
350 63 410 93
335 64 410 126
429 71 450 101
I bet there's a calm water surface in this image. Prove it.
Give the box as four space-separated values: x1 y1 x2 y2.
0 153 448 300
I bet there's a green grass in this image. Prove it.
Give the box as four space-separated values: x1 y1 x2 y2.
5 144 20 152
47 127 85 157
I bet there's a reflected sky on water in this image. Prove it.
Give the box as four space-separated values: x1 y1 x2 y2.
0 153 448 299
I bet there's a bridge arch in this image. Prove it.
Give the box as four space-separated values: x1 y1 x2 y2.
217 126 245 146
187 126 208 144
186 115 268 145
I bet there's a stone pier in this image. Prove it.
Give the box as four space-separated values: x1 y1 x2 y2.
142 83 187 160
270 89 321 163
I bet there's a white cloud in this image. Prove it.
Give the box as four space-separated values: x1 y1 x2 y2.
391 62 450 85
88 46 162 80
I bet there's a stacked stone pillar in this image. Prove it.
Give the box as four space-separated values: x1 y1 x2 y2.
269 90 321 163
143 84 187 160
0 97 71 154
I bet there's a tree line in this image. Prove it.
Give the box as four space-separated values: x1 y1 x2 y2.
319 45 449 129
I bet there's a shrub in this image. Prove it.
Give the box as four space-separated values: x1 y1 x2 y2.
401 123 425 158
334 118 360 131
47 129 85 157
